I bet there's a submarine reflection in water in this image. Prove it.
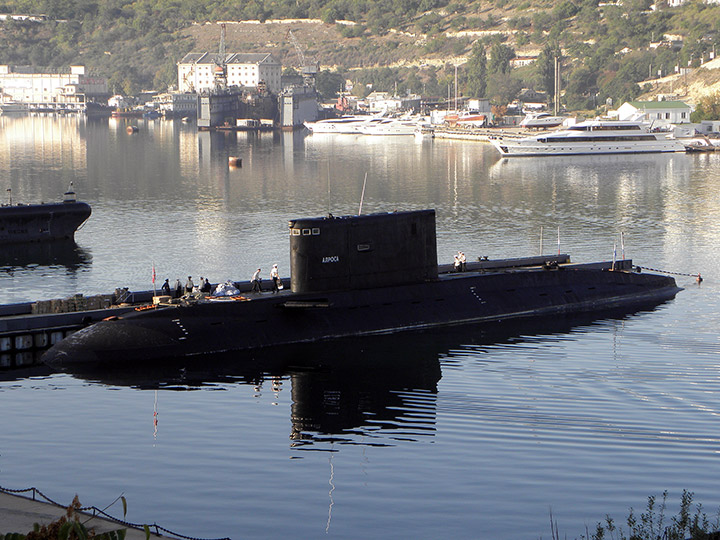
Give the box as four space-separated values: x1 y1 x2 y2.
59 303 670 449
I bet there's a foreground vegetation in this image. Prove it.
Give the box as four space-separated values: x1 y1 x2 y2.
551 490 720 540
1 0 720 114
0 495 136 540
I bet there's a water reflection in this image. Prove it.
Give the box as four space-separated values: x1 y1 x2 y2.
0 239 92 270
54 300 671 450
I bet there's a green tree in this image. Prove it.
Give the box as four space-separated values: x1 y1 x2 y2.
487 71 522 106
315 69 345 100
488 42 515 74
564 66 597 110
690 92 720 122
464 42 487 98
536 43 561 100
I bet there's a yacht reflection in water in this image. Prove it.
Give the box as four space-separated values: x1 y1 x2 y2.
55 300 672 449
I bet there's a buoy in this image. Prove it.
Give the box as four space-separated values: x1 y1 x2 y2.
697 273 703 283
228 156 242 167
127 125 138 134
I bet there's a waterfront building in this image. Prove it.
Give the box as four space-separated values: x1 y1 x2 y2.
365 91 421 113
177 53 282 94
615 100 693 124
152 92 199 117
0 65 108 108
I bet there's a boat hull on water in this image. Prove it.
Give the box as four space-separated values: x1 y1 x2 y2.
0 201 91 243
42 209 681 367
44 262 680 367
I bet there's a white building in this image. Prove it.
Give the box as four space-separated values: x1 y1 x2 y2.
614 100 693 124
177 53 281 94
365 91 421 113
0 65 107 104
152 92 198 116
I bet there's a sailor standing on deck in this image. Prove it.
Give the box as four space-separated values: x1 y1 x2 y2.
161 279 171 296
270 264 280 293
251 268 262 292
174 279 182 298
459 251 467 272
185 276 194 293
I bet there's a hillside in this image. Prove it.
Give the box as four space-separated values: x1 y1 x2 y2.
638 57 720 106
1 0 720 112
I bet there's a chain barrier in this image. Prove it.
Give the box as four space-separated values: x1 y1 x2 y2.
637 266 702 279
0 485 231 540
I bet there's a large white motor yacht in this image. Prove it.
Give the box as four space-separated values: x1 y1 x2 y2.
304 115 384 134
491 119 686 156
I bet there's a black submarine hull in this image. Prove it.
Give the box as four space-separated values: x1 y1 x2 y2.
43 261 680 367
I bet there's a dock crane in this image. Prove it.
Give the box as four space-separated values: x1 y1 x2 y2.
214 23 227 88
286 29 318 85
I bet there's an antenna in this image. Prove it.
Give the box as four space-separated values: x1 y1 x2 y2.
327 161 331 216
358 172 368 215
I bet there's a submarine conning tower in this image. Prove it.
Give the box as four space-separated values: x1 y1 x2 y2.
289 209 439 293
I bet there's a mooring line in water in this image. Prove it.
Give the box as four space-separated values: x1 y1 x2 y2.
0 485 231 540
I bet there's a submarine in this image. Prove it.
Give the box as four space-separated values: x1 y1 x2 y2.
43 209 681 367
0 184 91 244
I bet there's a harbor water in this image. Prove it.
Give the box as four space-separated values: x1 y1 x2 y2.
1 114 719 539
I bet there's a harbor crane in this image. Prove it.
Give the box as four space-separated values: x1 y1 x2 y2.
286 29 318 85
214 22 227 88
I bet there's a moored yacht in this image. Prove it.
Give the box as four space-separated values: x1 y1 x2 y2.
304 115 383 134
360 116 425 136
491 119 686 157
519 112 567 129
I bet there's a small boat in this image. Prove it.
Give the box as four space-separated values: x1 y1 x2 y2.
519 112 567 129
491 119 687 157
456 110 488 128
43 208 681 367
0 101 28 114
0 184 91 244
683 136 719 152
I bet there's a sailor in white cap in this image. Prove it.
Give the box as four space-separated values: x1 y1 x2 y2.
270 264 280 293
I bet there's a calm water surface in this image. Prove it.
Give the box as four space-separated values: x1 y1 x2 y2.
1 115 719 539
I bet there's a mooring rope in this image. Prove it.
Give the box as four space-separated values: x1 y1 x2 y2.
637 266 702 279
0 485 231 540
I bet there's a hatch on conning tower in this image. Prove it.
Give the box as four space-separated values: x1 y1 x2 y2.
289 209 438 294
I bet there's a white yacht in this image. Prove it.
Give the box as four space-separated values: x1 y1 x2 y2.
360 116 423 136
304 115 383 134
519 112 566 129
491 119 686 157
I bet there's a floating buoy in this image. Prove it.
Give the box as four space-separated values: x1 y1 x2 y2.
228 156 242 167
127 125 138 134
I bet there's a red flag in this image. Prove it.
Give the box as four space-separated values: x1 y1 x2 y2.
152 263 156 283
